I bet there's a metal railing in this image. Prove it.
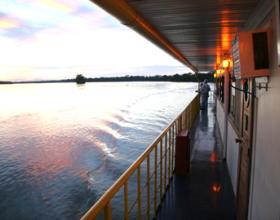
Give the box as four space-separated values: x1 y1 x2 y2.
81 94 200 220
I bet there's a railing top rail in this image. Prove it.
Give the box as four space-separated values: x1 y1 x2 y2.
81 94 199 220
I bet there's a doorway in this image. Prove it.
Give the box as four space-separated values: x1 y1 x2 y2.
236 79 254 220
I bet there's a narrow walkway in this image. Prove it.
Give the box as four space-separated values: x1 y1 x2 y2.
157 103 236 220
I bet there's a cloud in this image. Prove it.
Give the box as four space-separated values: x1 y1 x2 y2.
0 16 20 29
0 0 119 39
0 1 191 81
38 0 75 13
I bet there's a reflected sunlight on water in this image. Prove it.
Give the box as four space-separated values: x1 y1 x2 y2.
0 82 197 219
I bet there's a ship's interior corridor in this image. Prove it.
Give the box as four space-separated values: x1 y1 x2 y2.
157 102 236 220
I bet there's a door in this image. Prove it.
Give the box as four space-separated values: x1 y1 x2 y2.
236 79 254 220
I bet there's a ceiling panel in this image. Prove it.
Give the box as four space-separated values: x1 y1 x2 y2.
126 0 259 71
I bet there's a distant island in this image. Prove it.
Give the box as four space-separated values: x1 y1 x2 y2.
0 73 214 84
75 74 86 84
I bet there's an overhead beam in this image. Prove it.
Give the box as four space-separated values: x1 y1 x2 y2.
91 0 198 72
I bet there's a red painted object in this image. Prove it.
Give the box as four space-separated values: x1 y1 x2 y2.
175 130 190 175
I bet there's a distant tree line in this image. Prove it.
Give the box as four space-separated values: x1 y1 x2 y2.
85 73 213 83
0 81 13 84
0 73 213 84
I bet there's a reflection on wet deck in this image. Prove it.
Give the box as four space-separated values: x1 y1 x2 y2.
157 103 236 220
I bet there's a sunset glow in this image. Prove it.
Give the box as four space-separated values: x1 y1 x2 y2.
0 0 189 81
0 17 20 29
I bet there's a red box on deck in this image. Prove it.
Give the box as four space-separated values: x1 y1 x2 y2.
175 130 190 175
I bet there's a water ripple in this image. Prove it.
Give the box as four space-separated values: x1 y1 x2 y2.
0 82 197 219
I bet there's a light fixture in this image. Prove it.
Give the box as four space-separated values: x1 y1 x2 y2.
222 59 230 68
217 69 222 74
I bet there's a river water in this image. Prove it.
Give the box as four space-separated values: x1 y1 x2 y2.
0 82 197 219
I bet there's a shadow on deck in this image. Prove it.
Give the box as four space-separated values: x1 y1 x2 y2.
157 103 236 220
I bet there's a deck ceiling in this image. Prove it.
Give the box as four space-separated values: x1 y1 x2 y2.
92 0 259 72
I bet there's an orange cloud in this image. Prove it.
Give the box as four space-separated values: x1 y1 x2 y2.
38 0 76 13
0 17 20 29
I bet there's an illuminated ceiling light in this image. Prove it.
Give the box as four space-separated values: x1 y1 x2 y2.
215 68 225 77
222 59 230 68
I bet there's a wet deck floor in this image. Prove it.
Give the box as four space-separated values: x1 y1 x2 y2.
157 103 236 220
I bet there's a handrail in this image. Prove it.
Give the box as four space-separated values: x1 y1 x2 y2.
81 94 200 220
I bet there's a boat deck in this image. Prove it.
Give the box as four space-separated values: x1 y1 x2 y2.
157 103 236 220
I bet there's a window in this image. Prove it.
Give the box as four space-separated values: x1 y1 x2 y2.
216 77 224 103
229 79 241 130
229 81 236 116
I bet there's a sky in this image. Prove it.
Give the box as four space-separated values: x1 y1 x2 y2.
0 0 191 81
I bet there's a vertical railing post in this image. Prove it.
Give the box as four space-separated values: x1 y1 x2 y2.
154 146 157 217
179 118 181 133
159 141 163 199
171 125 175 172
176 120 178 135
191 105 193 129
164 134 167 190
181 113 184 130
137 167 141 220
146 155 150 220
168 130 171 180
184 111 186 130
176 120 179 135
104 202 112 220
197 96 199 116
124 182 128 220
186 107 189 130
186 105 189 129
180 116 183 132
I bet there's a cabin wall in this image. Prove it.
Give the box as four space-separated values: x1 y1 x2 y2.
216 101 225 145
248 5 280 219
226 122 239 195
215 2 280 218
216 81 240 195
216 97 239 196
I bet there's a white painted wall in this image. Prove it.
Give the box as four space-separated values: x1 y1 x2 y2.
216 101 225 145
214 2 280 218
226 122 239 195
248 8 280 220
